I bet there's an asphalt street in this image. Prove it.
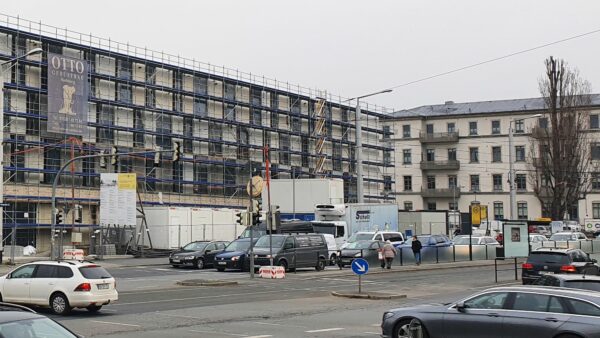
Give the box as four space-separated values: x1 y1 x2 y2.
46 263 520 337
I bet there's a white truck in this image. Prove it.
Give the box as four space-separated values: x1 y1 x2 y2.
311 203 399 247
139 207 246 250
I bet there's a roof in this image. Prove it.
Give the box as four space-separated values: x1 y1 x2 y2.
391 94 600 119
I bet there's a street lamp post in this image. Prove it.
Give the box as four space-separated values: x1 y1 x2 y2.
508 114 542 220
0 48 43 263
350 89 392 203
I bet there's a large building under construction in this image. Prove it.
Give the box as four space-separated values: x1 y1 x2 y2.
0 15 394 251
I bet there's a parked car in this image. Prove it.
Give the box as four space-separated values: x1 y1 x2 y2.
337 240 384 269
253 234 329 271
533 274 600 292
341 231 404 249
169 241 229 269
452 235 500 245
522 248 599 284
0 260 118 315
381 286 600 338
0 302 81 337
394 235 452 249
549 232 588 241
529 234 547 243
214 237 258 272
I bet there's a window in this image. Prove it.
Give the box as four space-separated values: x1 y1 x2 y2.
133 109 145 147
592 144 600 160
426 124 434 134
564 298 600 317
208 123 223 156
492 146 502 163
469 121 478 135
145 88 155 107
96 104 115 144
252 109 262 126
512 293 552 312
447 122 456 133
593 203 600 219
403 149 412 164
427 202 436 211
426 149 435 161
383 151 392 165
118 84 132 104
404 202 413 211
194 98 207 117
427 175 436 189
225 104 236 121
402 125 410 138
333 143 343 171
403 176 412 191
491 120 501 134
448 148 456 161
515 119 524 133
539 117 548 129
251 88 262 106
515 146 526 162
589 114 600 129
470 175 480 192
493 174 503 191
516 174 527 191
224 83 236 100
291 116 301 132
117 59 132 79
82 156 96 187
464 292 508 310
34 265 56 278
592 174 600 190
183 117 193 153
172 161 183 193
448 175 457 189
383 176 392 191
383 125 391 140
9 135 25 183
43 147 61 184
469 147 479 163
517 202 528 220
449 202 457 210
194 76 208 94
10 265 35 279
173 93 183 112
271 112 279 129
494 202 504 220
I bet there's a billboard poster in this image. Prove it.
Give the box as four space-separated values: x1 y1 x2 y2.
47 53 89 136
100 173 137 226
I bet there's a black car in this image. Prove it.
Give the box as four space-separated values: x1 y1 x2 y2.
532 273 600 292
0 302 81 337
522 248 599 284
337 240 384 269
169 241 228 269
214 238 258 272
253 234 329 271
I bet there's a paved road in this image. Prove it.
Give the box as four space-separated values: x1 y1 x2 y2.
48 263 520 337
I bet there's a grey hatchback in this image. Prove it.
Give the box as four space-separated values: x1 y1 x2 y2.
381 286 600 338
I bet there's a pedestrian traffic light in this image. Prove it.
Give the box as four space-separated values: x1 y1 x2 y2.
110 146 119 167
55 208 63 225
173 142 181 162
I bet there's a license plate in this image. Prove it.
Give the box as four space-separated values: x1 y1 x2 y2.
172 259 180 263
218 261 227 265
97 284 110 290
540 271 554 275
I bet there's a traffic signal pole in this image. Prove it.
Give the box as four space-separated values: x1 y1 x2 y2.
248 162 255 278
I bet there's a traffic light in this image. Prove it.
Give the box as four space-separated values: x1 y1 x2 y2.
251 199 263 225
110 146 118 167
173 142 181 162
236 211 244 226
74 205 82 224
99 150 108 169
55 208 63 225
154 151 161 167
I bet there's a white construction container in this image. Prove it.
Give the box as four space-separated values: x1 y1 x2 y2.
262 178 344 216
190 208 246 242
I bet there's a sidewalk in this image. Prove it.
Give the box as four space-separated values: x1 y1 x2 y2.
0 255 168 274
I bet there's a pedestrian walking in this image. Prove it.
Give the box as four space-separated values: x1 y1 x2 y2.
411 235 422 265
381 240 397 269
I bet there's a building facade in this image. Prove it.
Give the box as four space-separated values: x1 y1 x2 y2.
385 96 600 223
0 16 394 250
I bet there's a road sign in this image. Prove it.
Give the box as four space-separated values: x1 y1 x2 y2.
246 176 264 198
351 258 369 275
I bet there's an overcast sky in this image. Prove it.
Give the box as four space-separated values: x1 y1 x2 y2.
3 1 600 112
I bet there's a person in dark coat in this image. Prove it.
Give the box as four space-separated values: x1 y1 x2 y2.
411 235 422 265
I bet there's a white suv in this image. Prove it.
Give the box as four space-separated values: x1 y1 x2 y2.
0 260 118 315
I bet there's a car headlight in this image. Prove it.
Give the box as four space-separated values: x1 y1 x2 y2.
383 312 395 320
231 256 240 261
184 256 195 260
354 252 362 257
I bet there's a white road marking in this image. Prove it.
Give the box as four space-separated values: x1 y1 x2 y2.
363 332 380 335
91 320 141 327
305 328 344 333
155 268 172 271
188 329 246 337
245 336 273 338
371 324 380 327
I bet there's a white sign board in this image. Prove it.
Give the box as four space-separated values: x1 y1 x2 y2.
502 221 529 258
100 173 137 226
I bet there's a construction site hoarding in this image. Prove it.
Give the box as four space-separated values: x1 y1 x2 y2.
47 53 89 136
100 173 137 226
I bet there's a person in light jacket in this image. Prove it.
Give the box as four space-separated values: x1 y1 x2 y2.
381 240 397 269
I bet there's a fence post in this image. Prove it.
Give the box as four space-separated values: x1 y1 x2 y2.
514 257 518 281
494 259 498 283
400 248 403 266
436 247 439 263
453 245 456 262
294 250 297 274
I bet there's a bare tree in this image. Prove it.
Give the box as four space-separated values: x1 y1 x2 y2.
529 56 595 220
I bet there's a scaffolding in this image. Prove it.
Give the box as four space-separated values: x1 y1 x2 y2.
0 13 395 253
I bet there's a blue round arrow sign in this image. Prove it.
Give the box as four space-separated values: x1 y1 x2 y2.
351 258 369 275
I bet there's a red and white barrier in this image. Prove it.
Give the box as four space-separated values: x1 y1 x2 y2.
259 266 285 279
63 249 85 260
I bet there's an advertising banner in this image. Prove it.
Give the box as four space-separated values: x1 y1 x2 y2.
47 53 89 136
100 173 137 226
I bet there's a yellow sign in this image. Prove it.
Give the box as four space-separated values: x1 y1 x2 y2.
471 203 481 225
118 173 137 190
481 205 488 220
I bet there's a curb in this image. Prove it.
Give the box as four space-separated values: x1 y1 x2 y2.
331 291 407 300
176 279 239 287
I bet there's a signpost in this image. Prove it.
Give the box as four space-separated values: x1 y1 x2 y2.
351 258 369 293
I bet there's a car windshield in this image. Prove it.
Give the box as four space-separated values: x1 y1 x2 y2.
255 236 286 248
79 266 112 279
312 223 336 236
225 240 251 252
454 237 480 245
550 234 575 241
528 252 570 265
0 317 78 338
182 242 208 251
239 228 267 238
345 241 375 249
564 280 600 292
347 233 374 242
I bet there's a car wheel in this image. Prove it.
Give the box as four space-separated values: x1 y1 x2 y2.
0 292 3 302
195 258 205 269
278 260 288 272
87 305 102 313
315 258 326 271
50 293 71 315
393 319 429 338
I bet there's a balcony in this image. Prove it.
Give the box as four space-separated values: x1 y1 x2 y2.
419 131 459 143
421 187 461 198
420 160 460 171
